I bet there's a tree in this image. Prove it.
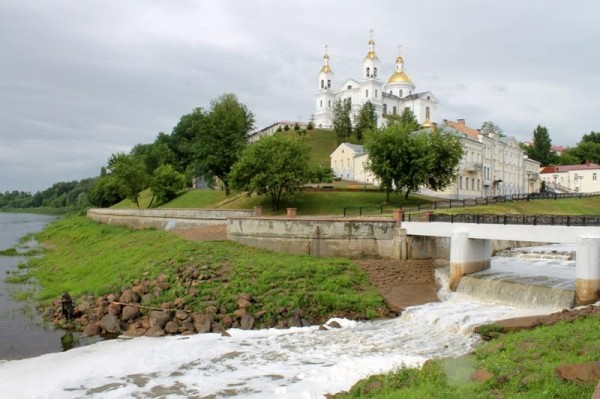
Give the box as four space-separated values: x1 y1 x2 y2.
333 99 352 144
230 134 311 211
354 101 377 142
309 165 334 188
424 129 463 191
385 107 420 131
293 122 300 131
192 93 255 195
89 175 125 208
169 108 209 174
149 164 185 206
582 131 600 144
526 125 557 166
307 121 314 130
365 123 431 201
107 153 148 208
480 121 504 137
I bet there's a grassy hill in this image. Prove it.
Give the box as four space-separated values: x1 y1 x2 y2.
280 128 340 168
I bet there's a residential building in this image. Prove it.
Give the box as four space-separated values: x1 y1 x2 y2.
540 162 600 193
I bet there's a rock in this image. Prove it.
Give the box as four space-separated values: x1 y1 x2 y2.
175 310 188 320
301 318 311 327
144 326 165 337
318 325 327 331
179 320 194 334
478 342 505 356
520 373 542 385
471 369 493 383
140 294 153 306
206 305 218 315
164 321 179 334
149 310 171 329
237 298 251 309
240 314 255 330
362 381 383 395
292 308 303 317
222 315 234 329
593 381 600 399
131 283 147 296
555 362 600 384
193 313 212 333
106 294 116 303
107 302 121 316
239 293 252 302
160 302 174 311
221 330 231 337
327 321 342 329
288 316 302 327
120 289 140 304
254 310 267 319
83 322 101 337
211 322 224 333
121 305 140 321
233 309 247 318
278 306 287 315
174 298 185 308
98 314 121 334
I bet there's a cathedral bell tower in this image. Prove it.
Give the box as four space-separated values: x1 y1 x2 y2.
313 45 336 129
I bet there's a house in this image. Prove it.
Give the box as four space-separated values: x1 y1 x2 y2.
540 162 600 193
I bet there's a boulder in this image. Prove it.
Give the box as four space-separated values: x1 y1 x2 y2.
98 314 121 334
240 314 255 330
327 321 342 329
254 310 267 319
120 289 140 304
288 316 302 327
107 302 121 316
222 315 234 329
237 297 251 309
160 302 174 311
164 321 179 334
149 310 171 329
144 326 165 337
179 320 194 334
173 298 185 308
83 322 101 337
233 309 247 318
175 310 188 320
193 313 212 333
121 305 140 321
555 362 600 384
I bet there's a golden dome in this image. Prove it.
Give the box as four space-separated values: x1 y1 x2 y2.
387 71 412 84
365 51 377 60
320 65 331 73
396 55 404 64
421 118 434 128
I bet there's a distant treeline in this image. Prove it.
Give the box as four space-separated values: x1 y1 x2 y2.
0 178 98 209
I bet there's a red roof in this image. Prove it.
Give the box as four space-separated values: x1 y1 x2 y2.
540 163 600 173
443 119 479 140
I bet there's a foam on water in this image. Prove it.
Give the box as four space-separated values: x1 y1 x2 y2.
0 245 577 398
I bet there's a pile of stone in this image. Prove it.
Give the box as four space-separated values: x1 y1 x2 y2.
46 273 318 338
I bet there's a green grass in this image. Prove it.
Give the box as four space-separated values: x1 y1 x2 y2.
281 128 341 168
341 315 600 398
161 189 227 208
442 197 600 216
29 216 387 323
110 189 155 209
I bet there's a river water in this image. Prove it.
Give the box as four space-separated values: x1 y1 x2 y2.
0 213 68 360
0 216 579 398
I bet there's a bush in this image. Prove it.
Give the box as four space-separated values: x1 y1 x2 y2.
284 124 290 131
307 121 314 130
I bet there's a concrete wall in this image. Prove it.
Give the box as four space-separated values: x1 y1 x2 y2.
227 217 400 258
87 208 255 231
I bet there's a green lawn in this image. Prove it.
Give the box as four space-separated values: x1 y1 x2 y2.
27 216 387 323
281 128 340 168
441 197 600 215
341 315 599 398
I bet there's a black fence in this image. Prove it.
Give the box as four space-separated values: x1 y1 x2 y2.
406 213 600 227
343 205 384 217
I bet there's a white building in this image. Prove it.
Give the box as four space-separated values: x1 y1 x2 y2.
330 119 541 199
314 34 437 129
540 162 600 193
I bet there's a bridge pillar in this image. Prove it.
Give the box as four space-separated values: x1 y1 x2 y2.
449 231 492 291
576 236 600 305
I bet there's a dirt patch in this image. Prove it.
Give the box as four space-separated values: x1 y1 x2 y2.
353 259 442 313
171 225 227 241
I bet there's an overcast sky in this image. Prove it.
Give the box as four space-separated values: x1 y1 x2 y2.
2 0 599 193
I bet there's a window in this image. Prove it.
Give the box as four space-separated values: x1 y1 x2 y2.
320 100 322 108
400 89 403 97
366 67 370 77
365 90 369 98
426 106 430 120
320 80 324 89
383 104 387 116
374 67 377 77
375 89 378 98
594 173 597 181
460 177 463 189
328 100 331 107
327 80 331 88
477 179 480 191
392 106 397 115
347 85 352 90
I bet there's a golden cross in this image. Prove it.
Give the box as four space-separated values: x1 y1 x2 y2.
369 28 374 40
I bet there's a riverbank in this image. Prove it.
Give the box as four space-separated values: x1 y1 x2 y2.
24 216 393 338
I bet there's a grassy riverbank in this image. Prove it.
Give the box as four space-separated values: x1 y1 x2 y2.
337 313 599 398
28 216 387 326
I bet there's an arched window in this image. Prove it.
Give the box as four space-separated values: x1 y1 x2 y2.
383 104 387 116
328 100 331 107
400 89 403 97
374 67 377 77
392 106 397 115
365 89 369 98
321 80 324 89
320 100 323 108
366 67 370 77
327 80 331 88
426 106 430 120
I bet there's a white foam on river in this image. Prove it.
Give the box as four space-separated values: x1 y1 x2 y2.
0 245 576 399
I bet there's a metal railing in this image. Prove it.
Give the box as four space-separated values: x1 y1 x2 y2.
343 205 384 217
406 213 600 226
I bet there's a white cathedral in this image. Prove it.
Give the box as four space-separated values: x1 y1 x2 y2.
313 34 437 129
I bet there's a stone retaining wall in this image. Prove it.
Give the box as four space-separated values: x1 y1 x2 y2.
87 208 255 230
227 217 400 258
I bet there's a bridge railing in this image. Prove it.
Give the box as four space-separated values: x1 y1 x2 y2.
407 213 600 226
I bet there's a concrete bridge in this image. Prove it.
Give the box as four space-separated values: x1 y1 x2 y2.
401 220 600 305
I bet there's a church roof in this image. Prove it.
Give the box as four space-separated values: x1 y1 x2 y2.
387 71 412 84
343 143 366 155
443 119 480 140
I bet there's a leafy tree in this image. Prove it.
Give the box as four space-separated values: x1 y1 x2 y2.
385 107 420 131
354 101 377 142
582 131 600 144
293 122 300 131
307 121 314 130
284 124 290 131
424 129 463 191
88 175 125 208
309 165 335 188
526 125 557 166
192 93 255 195
230 134 311 210
365 123 431 201
148 164 185 206
333 98 352 144
557 149 581 165
570 141 600 164
480 121 504 137
276 126 283 132
130 135 176 176
169 108 209 173
107 153 148 208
